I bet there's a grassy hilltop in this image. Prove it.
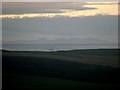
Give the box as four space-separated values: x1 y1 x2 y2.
2 49 120 89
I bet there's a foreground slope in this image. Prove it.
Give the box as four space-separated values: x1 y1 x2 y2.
2 49 120 89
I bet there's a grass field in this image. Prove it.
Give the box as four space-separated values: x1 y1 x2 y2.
3 73 118 90
3 49 119 67
2 49 120 89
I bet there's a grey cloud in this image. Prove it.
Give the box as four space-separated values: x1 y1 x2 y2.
3 0 119 2
3 2 96 14
3 15 117 44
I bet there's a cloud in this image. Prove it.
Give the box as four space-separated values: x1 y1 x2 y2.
1 3 118 19
2 0 119 2
2 2 118 46
2 13 118 44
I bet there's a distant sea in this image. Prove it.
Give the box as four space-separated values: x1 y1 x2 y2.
2 44 118 51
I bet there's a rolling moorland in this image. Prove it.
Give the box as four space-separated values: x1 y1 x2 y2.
2 49 120 89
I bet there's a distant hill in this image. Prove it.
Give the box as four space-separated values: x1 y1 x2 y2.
3 37 116 44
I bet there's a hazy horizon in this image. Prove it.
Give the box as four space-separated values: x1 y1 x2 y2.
1 2 119 50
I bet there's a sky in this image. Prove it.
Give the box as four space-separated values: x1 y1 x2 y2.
2 0 119 2
1 2 118 48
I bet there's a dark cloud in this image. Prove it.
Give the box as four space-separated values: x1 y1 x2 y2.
2 2 96 14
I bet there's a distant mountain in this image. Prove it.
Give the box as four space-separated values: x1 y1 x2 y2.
3 37 116 44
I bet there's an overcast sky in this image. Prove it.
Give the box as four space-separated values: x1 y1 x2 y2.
2 2 118 45
2 0 119 2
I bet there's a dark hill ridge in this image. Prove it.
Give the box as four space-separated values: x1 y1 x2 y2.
2 48 120 57
2 49 120 89
2 49 119 67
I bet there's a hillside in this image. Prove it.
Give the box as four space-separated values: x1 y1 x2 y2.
2 49 120 89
